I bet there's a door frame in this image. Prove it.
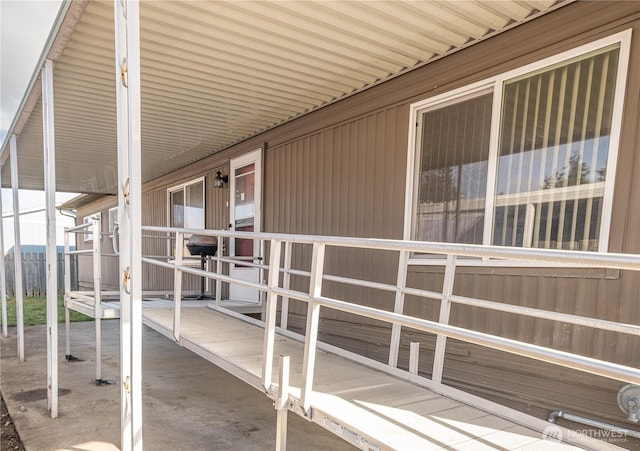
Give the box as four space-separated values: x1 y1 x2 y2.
229 148 263 303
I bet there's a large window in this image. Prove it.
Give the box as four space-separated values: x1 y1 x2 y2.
407 32 630 259
168 177 205 255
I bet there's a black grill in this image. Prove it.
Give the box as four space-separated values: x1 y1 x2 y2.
186 235 218 299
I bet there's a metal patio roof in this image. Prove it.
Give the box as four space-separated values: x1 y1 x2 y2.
1 0 564 195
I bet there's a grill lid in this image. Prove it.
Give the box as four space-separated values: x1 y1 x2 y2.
186 235 218 256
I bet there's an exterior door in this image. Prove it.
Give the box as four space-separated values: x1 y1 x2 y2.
229 148 262 303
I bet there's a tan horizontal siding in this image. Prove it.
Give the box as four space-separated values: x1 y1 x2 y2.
265 106 408 240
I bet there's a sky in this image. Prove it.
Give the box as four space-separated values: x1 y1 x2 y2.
0 0 64 143
1 0 74 249
2 189 77 250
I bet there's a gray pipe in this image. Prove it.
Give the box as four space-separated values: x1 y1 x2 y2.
548 410 640 439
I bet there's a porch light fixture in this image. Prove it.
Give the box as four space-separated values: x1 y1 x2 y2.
214 171 229 188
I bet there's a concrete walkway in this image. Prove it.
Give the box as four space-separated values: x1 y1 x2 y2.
0 320 353 450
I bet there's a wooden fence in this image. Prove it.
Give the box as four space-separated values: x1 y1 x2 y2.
4 252 77 297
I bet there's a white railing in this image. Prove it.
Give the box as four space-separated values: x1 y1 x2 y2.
141 225 640 415
64 217 104 381
64 218 103 318
64 218 126 306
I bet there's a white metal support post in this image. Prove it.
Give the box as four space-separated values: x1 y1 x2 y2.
300 242 325 415
0 167 7 338
114 1 143 449
9 135 24 361
215 233 222 304
409 342 420 375
432 254 457 383
279 241 292 330
42 59 59 417
388 250 409 367
173 232 183 342
92 217 102 382
64 229 71 357
275 355 290 450
262 239 282 391
260 239 267 319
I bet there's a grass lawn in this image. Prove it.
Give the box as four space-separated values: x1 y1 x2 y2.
2 296 93 326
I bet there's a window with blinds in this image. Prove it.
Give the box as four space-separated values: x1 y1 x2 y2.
408 34 628 258
415 93 492 244
493 46 619 251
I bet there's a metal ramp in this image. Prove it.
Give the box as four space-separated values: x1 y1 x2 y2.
142 305 583 450
62 222 639 449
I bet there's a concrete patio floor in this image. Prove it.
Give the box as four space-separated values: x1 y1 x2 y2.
0 320 353 450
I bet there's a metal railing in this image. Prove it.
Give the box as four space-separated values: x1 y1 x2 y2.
64 218 104 381
63 220 171 302
140 225 640 416
64 219 103 318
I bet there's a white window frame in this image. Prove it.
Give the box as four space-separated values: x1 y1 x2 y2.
167 176 206 228
404 30 632 266
167 176 206 257
83 213 101 242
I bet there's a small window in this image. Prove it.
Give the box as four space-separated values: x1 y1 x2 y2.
406 32 630 261
167 177 205 256
414 91 492 245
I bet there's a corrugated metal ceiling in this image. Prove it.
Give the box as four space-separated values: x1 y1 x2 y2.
3 0 561 193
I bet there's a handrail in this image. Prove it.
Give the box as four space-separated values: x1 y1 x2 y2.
70 222 639 433
65 249 93 256
143 225 640 271
289 291 640 384
142 253 640 385
281 264 640 336
147 229 640 337
65 222 93 233
66 291 96 302
139 226 640 392
448 293 640 335
63 217 105 382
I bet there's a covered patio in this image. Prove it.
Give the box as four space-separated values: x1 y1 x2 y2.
1 1 639 450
